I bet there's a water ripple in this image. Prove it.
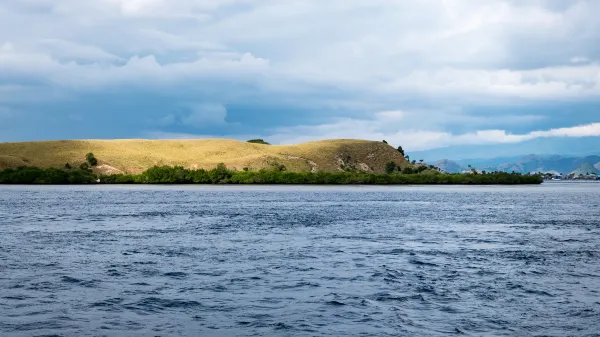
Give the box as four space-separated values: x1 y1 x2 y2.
1 184 599 336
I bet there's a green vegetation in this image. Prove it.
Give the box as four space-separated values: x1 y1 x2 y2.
397 146 405 157
86 153 98 166
0 164 543 185
385 161 398 174
0 166 96 184
247 139 270 145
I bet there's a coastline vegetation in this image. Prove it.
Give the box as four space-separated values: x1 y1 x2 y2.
0 163 543 185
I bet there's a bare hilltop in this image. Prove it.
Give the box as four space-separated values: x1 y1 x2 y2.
0 139 409 175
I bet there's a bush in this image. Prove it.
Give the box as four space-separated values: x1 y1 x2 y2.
385 161 397 174
0 166 96 184
86 153 98 166
247 139 270 145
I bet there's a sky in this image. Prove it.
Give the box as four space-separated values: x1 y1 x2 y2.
1 0 599 159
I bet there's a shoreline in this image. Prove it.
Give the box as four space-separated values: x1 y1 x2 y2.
0 165 544 185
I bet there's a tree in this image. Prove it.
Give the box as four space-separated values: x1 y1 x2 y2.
397 146 405 156
411 160 416 165
405 155 410 162
247 139 270 145
382 140 388 144
86 153 98 166
385 161 397 174
64 163 72 170
80 162 90 171
402 167 414 174
209 163 231 182
419 159 424 164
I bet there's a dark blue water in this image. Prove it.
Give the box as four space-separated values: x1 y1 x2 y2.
1 183 599 336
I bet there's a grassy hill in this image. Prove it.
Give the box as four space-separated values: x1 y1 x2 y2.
0 139 409 174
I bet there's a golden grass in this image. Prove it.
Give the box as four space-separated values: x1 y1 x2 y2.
0 138 409 174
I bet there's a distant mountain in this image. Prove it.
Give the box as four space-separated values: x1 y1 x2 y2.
410 137 600 162
431 155 600 174
571 163 599 176
433 159 464 173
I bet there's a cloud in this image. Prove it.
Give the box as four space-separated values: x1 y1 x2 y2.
37 39 124 63
0 0 599 151
266 111 600 150
570 56 589 63
1 0 600 100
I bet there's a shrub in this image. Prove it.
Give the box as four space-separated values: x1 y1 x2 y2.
247 139 270 145
86 153 98 166
385 161 397 174
402 167 414 174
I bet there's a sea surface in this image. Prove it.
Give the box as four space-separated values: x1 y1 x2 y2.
1 183 599 336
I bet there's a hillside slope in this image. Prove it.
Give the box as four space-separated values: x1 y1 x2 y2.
0 139 409 174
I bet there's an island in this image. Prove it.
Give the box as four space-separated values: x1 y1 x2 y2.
0 139 542 185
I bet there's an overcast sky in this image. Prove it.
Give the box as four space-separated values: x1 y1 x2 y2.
1 0 599 158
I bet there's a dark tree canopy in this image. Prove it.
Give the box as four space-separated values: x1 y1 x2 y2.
0 164 543 185
247 139 271 145
385 161 397 174
86 153 98 166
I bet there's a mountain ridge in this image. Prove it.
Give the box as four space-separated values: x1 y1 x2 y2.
435 154 600 174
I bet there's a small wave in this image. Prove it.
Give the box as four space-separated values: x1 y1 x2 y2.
163 272 188 279
125 297 203 313
273 322 293 330
194 270 227 277
60 276 98 288
524 289 554 297
409 259 438 267
325 300 346 306
372 293 426 303
3 294 32 300
272 281 320 290
106 269 123 277
90 297 124 311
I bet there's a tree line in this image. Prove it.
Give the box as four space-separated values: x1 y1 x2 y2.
0 164 543 185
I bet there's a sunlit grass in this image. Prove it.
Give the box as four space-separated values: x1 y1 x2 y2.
0 138 409 174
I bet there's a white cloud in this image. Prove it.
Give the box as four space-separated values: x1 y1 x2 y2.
37 39 123 63
1 0 599 100
570 56 589 63
1 0 600 146
267 112 600 150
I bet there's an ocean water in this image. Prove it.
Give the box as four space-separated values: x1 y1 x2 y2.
0 183 599 336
